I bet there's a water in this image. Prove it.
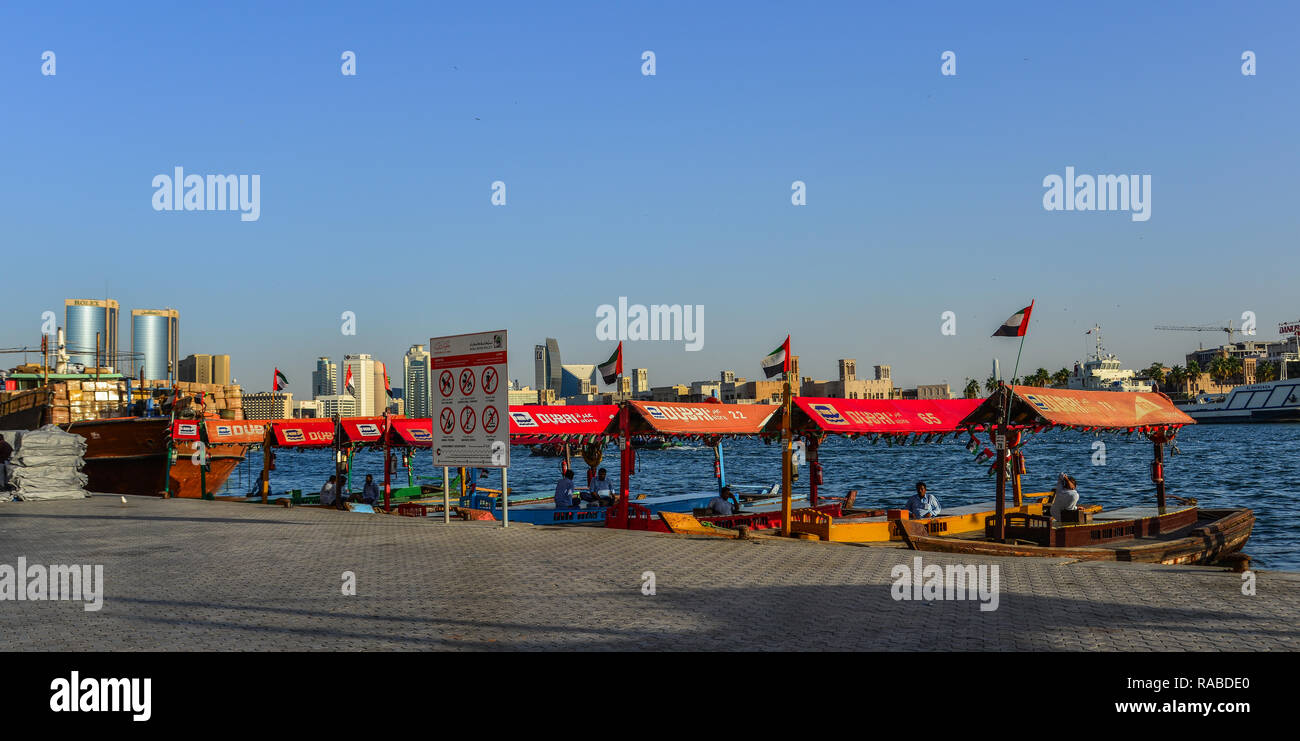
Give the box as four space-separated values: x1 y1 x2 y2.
217 424 1299 570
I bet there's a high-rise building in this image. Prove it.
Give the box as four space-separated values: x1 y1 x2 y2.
632 368 650 393
130 309 179 381
403 344 431 419
344 354 376 416
311 357 337 399
534 338 562 392
372 361 388 417
179 354 230 385
65 299 119 369
317 394 357 418
242 391 293 420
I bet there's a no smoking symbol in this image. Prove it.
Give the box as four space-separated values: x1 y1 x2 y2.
482 367 498 395
460 406 477 434
483 407 499 434
439 370 454 398
460 369 476 396
438 408 455 434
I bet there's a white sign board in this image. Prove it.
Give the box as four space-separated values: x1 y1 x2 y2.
431 330 509 468
1279 320 1300 337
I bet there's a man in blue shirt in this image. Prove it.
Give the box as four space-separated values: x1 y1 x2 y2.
361 474 381 505
906 481 941 518
554 470 577 508
583 468 614 506
707 486 739 516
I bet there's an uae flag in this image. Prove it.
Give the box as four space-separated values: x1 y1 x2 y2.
992 301 1034 337
761 335 791 379
599 342 622 385
383 368 393 398
344 365 355 395
273 368 289 391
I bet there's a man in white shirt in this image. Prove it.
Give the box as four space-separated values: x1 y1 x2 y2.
319 475 338 507
1050 473 1080 520
585 468 615 506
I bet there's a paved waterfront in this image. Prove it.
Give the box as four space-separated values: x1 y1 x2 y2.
1 495 1296 651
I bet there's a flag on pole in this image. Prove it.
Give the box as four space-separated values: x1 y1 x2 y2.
599 342 622 385
992 301 1034 337
383 368 393 398
273 368 289 391
344 365 355 395
761 335 791 379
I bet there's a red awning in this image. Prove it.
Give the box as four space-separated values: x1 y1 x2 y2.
959 386 1194 431
508 405 618 438
390 417 434 447
340 417 386 444
626 401 777 436
271 419 336 447
205 420 267 444
787 397 984 435
171 420 202 441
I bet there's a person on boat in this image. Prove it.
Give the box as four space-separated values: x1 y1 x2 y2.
554 470 577 508
361 474 381 506
707 486 739 516
0 434 11 490
583 468 614 506
319 475 338 507
906 482 941 518
1050 474 1080 520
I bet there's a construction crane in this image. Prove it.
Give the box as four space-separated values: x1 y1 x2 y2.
1154 321 1250 351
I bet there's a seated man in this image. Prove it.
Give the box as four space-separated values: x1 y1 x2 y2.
554 470 577 509
906 481 941 518
319 475 338 507
582 468 615 506
707 486 739 516
1049 473 1080 521
361 474 381 505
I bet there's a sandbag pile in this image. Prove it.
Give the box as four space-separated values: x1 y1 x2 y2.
11 425 90 501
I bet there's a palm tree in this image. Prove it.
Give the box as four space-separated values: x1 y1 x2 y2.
1029 368 1050 387
1187 359 1201 378
963 379 981 398
1052 368 1070 387
1165 365 1188 392
984 375 998 394
1143 363 1166 385
1256 361 1278 383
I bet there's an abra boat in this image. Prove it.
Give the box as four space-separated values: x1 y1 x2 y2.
897 384 1253 566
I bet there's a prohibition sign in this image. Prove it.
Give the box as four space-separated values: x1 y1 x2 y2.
483 406 499 434
481 366 499 395
460 406 477 434
439 370 454 398
459 368 476 396
438 407 456 434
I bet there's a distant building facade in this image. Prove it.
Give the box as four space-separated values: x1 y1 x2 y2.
344 354 376 416
65 299 119 369
534 339 562 393
311 357 338 399
242 391 293 420
560 364 599 397
403 344 431 419
130 309 179 381
179 353 231 385
317 394 358 418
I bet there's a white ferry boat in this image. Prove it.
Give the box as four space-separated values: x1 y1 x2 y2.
1177 379 1300 423
1067 326 1155 393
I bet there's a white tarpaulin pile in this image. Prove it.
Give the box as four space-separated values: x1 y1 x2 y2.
11 425 90 501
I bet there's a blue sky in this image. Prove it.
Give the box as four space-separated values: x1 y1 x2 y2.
2 1 1296 393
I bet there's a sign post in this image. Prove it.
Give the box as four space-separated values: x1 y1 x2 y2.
431 330 510 527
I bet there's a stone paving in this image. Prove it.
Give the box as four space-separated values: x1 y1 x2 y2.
0 495 1296 651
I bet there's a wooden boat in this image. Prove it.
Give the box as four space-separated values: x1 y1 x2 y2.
898 506 1254 565
788 498 1052 543
893 384 1255 566
64 417 246 498
657 502 843 537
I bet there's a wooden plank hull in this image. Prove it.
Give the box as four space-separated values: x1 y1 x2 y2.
899 507 1254 565
65 417 247 498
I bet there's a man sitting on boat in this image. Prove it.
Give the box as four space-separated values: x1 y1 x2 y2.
906 482 941 518
1049 474 1080 521
582 468 614 507
554 470 577 508
319 475 339 507
361 474 381 506
707 486 739 516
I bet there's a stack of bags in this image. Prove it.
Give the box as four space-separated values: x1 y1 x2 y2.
10 425 89 501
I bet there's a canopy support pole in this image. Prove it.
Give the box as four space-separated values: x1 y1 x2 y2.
261 424 272 504
1154 437 1167 515
994 385 1008 542
1010 430 1023 507
383 412 392 512
807 436 819 507
618 405 632 526
780 376 793 537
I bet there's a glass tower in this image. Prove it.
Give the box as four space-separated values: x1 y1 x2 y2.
131 309 179 381
65 299 119 369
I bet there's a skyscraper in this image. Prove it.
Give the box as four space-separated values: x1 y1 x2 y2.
344 354 375 416
403 344 431 419
372 361 388 417
131 309 179 381
534 338 562 392
311 357 337 399
65 299 119 369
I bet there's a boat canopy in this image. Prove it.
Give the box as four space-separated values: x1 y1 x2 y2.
271 419 336 446
389 417 434 446
508 404 618 442
767 397 984 438
958 386 1194 433
625 400 777 439
170 419 267 443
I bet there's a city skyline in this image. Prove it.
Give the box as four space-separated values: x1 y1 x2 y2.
2 3 1296 397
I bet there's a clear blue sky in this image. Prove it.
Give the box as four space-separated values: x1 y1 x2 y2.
2 1 1296 393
